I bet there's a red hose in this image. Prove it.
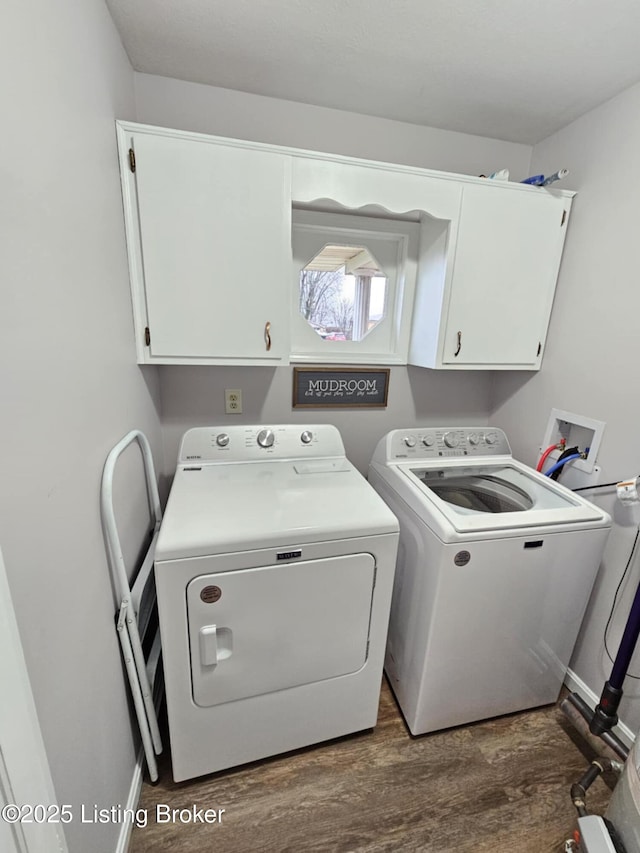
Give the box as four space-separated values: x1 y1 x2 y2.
537 440 566 472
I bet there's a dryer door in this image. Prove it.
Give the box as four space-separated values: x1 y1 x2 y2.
187 552 376 707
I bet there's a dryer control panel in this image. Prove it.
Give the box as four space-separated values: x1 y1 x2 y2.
178 424 346 464
379 427 512 461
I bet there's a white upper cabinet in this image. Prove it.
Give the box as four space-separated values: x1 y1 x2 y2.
409 181 571 369
116 121 573 369
117 123 291 365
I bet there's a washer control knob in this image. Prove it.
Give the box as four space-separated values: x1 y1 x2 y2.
485 432 498 446
216 433 230 447
300 430 313 444
468 432 480 446
257 429 275 448
404 436 417 448
443 432 459 448
422 435 435 447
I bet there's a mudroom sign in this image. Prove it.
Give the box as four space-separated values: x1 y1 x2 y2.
293 367 390 409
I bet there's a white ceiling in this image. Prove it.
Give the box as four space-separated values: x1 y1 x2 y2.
105 0 640 144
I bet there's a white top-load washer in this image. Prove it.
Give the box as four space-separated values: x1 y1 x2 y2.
155 424 399 781
368 426 611 736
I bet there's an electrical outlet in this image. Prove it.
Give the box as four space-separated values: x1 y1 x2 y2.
225 389 242 414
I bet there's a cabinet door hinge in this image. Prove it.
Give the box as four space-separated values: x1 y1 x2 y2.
129 148 136 173
561 209 567 226
144 326 151 346
537 341 542 357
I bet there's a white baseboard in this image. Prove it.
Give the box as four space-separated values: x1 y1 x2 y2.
115 750 144 853
564 667 636 748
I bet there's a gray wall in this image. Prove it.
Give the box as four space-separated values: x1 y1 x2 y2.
160 366 494 474
491 79 640 735
0 2 163 851
8 13 633 847
134 73 533 180
134 74 535 475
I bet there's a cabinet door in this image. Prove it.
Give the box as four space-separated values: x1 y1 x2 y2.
130 131 291 363
442 184 569 367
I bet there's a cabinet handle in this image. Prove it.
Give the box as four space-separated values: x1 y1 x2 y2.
454 330 462 357
264 321 272 352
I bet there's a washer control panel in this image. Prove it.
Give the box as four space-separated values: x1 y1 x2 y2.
386 427 511 460
179 425 344 464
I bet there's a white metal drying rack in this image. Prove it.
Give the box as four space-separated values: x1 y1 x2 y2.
101 430 163 782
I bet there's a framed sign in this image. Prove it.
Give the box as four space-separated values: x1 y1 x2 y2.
292 367 390 409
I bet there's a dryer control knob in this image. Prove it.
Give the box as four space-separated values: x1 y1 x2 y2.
300 430 313 444
422 435 435 447
216 433 230 447
404 436 417 447
485 432 498 445
468 433 480 446
257 429 275 448
443 432 459 448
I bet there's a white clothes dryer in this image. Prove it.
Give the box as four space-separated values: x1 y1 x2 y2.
155 424 398 781
368 427 611 736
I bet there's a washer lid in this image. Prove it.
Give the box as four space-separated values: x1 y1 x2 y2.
156 459 398 560
398 461 608 533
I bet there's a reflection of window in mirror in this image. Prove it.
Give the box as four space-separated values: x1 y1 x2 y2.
299 245 388 343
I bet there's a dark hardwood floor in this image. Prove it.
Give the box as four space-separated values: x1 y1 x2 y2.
128 680 615 852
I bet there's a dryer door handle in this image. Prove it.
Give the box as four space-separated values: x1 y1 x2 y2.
199 625 219 666
198 625 233 666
